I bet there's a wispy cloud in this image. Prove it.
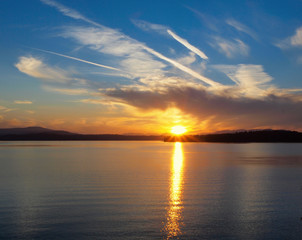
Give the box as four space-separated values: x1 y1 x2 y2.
131 19 167 34
40 0 102 27
290 27 302 47
63 26 219 87
213 64 273 98
0 105 14 112
14 100 33 104
176 52 196 65
277 26 302 49
42 85 90 95
41 1 219 87
185 7 220 32
226 19 258 40
15 56 71 83
210 37 249 58
62 26 166 78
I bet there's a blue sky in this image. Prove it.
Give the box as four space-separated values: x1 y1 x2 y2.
1 0 302 134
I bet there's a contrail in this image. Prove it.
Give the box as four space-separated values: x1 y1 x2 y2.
167 30 208 60
34 48 121 71
144 46 220 88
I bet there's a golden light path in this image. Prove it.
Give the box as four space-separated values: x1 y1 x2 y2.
164 142 184 239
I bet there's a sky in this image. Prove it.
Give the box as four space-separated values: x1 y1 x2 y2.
1 0 302 134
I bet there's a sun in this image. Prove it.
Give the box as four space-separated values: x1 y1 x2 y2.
171 125 187 135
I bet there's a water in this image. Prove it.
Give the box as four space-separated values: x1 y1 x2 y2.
0 141 302 239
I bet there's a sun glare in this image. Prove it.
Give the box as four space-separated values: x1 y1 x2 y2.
171 125 187 135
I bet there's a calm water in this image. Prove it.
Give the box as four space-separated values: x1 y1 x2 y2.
1 141 302 240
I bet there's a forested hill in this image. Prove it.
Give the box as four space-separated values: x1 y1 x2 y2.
0 127 162 141
164 130 302 142
1 127 302 142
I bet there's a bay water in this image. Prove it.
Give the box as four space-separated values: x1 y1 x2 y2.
1 141 302 239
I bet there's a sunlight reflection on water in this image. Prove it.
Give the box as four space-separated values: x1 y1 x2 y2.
164 142 184 239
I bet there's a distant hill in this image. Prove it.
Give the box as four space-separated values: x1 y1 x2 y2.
0 126 76 136
1 127 302 142
0 127 162 141
164 130 302 143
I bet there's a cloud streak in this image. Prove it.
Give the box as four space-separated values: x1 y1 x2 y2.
63 25 219 87
290 27 302 47
42 86 90 95
210 37 249 58
40 0 102 27
14 100 33 104
15 56 71 82
277 26 302 49
226 19 258 40
0 105 14 112
213 64 273 98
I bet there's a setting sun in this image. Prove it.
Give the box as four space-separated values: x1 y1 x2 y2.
171 125 187 135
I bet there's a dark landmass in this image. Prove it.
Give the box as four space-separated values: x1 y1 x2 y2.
164 130 302 143
0 127 162 141
1 127 302 142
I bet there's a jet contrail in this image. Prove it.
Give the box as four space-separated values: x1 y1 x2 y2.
144 46 220 88
34 48 121 71
167 30 208 60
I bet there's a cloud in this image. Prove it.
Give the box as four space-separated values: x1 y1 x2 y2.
226 19 258 40
63 26 219 87
42 1 218 87
176 52 196 65
132 19 167 34
290 27 302 47
40 0 102 27
0 105 14 112
14 100 33 104
277 26 302 49
15 56 71 82
103 85 302 130
62 26 166 78
185 7 220 32
42 86 89 95
210 37 249 58
213 64 273 98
